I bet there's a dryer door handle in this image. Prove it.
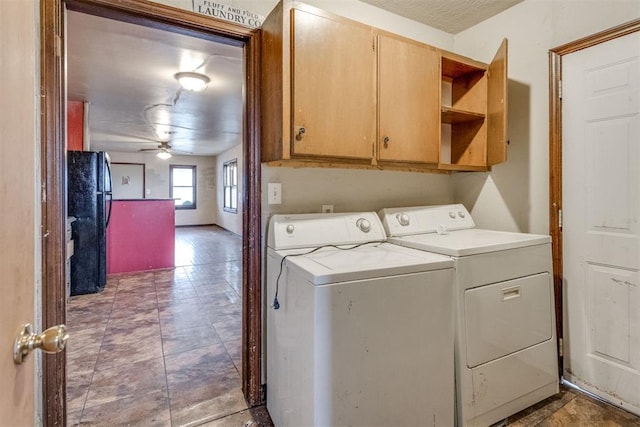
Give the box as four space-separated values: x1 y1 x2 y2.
501 285 521 301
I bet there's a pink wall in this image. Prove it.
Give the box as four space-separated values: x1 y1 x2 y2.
67 100 84 151
107 200 175 274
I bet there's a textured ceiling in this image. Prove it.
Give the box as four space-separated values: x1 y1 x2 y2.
360 0 524 34
67 10 244 157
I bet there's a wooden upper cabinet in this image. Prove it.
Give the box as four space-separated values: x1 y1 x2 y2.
439 39 508 170
487 38 508 166
291 8 376 160
260 1 508 172
377 33 440 164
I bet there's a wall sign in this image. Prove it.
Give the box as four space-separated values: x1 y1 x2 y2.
192 1 264 28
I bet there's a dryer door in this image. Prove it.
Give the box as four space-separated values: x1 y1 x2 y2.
464 273 553 368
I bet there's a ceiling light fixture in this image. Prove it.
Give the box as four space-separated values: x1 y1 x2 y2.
174 71 210 92
157 150 172 160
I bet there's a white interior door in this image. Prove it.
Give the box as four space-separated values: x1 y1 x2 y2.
563 31 640 414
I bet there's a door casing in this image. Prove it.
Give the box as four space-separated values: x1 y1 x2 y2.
548 18 640 377
41 1 262 424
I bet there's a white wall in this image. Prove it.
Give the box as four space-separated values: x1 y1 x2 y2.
216 144 243 235
452 0 640 234
107 151 217 226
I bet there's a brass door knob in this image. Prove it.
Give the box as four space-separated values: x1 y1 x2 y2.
13 323 69 364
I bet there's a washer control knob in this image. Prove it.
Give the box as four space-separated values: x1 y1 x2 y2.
458 211 466 218
449 211 456 219
396 213 410 226
356 218 371 233
286 224 295 234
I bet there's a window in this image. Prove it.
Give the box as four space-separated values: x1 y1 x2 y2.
223 159 238 213
170 165 196 209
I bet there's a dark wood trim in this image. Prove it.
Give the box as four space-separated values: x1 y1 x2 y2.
42 1 264 423
548 49 563 377
242 29 263 405
41 1 67 425
548 18 640 379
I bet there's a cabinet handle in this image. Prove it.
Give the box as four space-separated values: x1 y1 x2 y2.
296 126 306 141
383 136 390 148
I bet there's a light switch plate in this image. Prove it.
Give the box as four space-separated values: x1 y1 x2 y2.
268 183 282 205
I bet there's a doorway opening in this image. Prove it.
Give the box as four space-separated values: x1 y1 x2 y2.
41 1 262 425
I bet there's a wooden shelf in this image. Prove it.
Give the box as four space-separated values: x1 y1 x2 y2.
438 163 489 172
441 54 486 78
441 107 485 124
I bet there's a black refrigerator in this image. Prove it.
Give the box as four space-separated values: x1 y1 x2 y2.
67 151 113 295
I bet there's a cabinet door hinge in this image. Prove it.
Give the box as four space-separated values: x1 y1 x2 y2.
559 337 563 357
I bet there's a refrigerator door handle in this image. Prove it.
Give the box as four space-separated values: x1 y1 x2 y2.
105 192 113 228
105 158 113 228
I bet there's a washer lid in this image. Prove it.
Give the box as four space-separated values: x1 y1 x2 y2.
276 242 453 285
390 229 551 257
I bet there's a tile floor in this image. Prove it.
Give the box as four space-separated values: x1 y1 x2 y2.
66 226 640 426
66 225 266 426
505 384 640 426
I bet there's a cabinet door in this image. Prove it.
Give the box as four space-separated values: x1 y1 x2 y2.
487 38 508 166
378 34 440 163
291 9 376 159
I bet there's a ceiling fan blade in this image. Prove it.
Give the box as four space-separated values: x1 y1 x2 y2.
139 148 160 152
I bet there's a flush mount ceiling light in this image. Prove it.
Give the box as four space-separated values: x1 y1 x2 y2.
174 71 210 92
157 150 172 160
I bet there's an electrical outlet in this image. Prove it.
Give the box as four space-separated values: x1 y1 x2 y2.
322 205 334 213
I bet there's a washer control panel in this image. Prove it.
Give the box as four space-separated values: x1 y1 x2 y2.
268 212 386 250
379 204 475 237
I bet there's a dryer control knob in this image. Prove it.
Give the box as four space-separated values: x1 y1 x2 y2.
449 211 456 219
286 224 295 234
356 218 371 233
396 213 410 226
458 211 466 218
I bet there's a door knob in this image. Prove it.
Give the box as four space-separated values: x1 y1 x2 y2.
13 323 69 364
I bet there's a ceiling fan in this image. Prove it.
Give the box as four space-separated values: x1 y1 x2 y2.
139 141 191 159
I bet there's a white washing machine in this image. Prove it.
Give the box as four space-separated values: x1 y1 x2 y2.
266 212 455 427
379 204 559 427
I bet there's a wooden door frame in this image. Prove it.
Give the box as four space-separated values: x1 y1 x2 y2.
548 18 640 376
41 1 263 424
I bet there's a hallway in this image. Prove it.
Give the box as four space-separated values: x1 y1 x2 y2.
66 225 268 426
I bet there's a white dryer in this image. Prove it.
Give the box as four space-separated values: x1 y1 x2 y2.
266 212 455 427
379 204 559 427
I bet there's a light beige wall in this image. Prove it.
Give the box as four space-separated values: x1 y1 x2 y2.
108 152 217 226
452 0 640 234
261 167 454 216
216 144 243 235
